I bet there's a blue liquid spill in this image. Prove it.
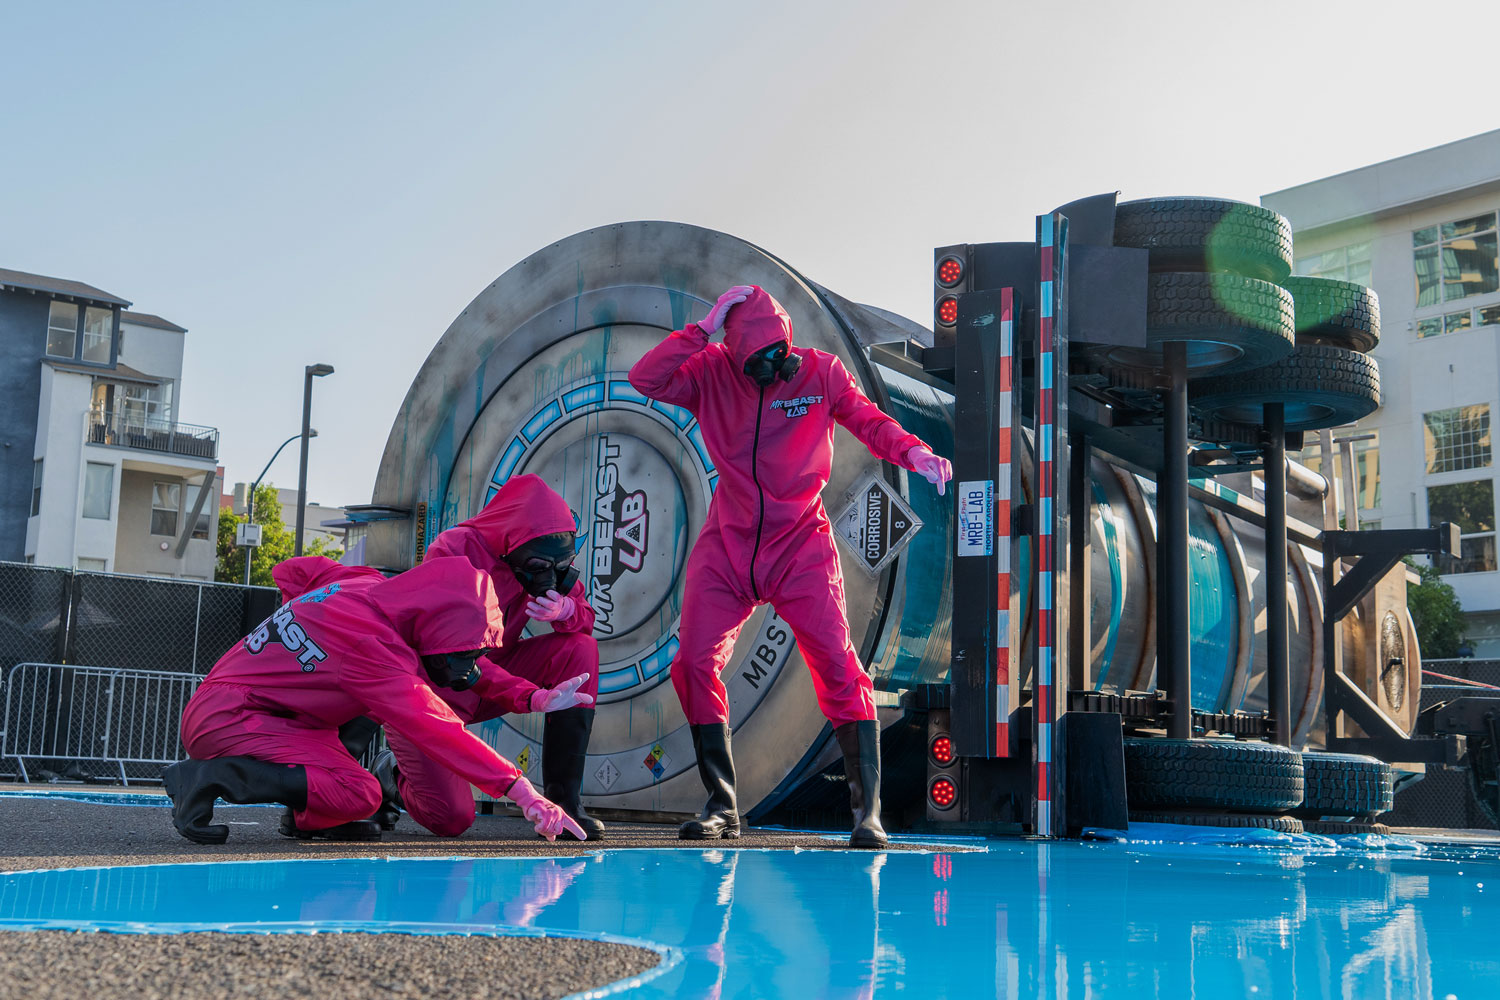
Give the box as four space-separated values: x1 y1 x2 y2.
4 837 1500 999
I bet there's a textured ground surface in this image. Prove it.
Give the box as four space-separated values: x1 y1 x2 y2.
0 788 897 1000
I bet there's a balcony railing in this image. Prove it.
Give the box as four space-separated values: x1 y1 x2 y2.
86 409 219 461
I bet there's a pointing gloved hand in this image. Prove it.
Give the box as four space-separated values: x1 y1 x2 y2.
508 776 588 841
906 445 953 496
525 590 576 622
698 285 755 337
530 673 596 712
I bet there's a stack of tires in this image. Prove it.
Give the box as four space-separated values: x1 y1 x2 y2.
1100 195 1382 430
1103 197 1386 832
1123 739 1396 834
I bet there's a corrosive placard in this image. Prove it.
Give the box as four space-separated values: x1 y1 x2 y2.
832 473 923 575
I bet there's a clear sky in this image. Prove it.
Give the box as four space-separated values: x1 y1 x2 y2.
3 0 1495 508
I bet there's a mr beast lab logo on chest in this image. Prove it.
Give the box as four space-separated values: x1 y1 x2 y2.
589 435 649 636
771 394 824 419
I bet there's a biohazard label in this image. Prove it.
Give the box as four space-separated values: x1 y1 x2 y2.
832 474 923 575
594 758 620 790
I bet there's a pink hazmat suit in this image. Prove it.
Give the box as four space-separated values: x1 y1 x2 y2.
628 286 931 726
180 556 526 831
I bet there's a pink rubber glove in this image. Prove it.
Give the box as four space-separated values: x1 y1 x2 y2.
698 285 754 336
530 673 596 712
507 777 587 841
525 589 576 623
906 445 953 496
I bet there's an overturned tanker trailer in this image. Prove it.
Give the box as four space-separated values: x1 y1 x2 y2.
362 220 1421 825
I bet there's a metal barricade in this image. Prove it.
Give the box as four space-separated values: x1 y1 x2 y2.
0 663 202 785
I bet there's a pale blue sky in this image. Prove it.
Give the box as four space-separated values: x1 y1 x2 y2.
3 0 1494 507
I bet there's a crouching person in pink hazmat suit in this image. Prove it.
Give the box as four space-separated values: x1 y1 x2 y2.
629 285 953 848
380 474 603 840
162 556 586 844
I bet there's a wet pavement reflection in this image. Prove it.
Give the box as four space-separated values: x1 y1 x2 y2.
3 834 1499 998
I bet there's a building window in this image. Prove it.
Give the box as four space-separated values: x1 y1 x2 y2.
82 307 113 363
182 483 212 540
46 302 78 358
77 558 107 573
1354 432 1380 510
1424 405 1491 473
1414 213 1499 307
31 459 43 516
82 462 114 520
1295 241 1372 285
1418 304 1500 339
151 481 181 536
1428 479 1497 574
120 381 174 428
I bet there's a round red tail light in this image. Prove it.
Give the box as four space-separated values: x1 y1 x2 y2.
929 776 958 810
936 255 964 288
929 735 954 766
936 295 958 326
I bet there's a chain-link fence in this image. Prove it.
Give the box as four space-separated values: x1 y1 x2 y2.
0 561 278 783
1379 666 1500 831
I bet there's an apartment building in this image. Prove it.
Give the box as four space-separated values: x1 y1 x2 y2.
1263 129 1500 653
0 268 220 578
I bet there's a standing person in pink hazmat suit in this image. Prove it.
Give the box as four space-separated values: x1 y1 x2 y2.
402 474 604 840
629 285 952 847
162 556 585 844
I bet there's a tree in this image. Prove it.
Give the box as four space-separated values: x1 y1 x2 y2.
216 482 339 587
1405 557 1468 659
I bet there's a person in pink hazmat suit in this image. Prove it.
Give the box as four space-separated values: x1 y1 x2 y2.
629 284 952 848
267 555 596 840
382 474 605 840
162 556 586 845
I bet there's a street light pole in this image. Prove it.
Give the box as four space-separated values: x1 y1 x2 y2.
295 363 335 556
243 430 317 585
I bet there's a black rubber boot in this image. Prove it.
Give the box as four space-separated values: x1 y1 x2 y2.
278 813 383 841
835 721 889 849
277 717 389 836
679 724 740 840
543 707 606 841
370 748 403 831
161 757 309 845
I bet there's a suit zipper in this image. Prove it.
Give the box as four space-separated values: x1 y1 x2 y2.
749 385 766 601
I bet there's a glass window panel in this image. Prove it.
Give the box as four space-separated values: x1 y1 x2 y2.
1355 432 1380 509
1441 213 1497 240
1417 317 1444 338
1427 479 1495 534
82 307 112 363
1415 245 1441 307
31 459 42 517
1452 535 1498 574
1442 232 1499 300
182 484 212 540
46 302 78 358
151 481 180 536
82 462 114 520
1346 242 1371 267
1479 305 1500 327
1360 519 1382 532
1414 226 1440 247
1424 405 1492 473
1347 259 1372 287
76 558 107 573
1446 310 1474 333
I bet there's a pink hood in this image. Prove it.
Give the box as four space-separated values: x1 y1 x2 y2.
272 556 384 604
457 474 578 559
368 556 505 655
723 286 794 368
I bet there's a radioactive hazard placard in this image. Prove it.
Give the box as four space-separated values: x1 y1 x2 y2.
832 473 923 575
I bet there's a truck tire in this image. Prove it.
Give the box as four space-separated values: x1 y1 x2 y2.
1303 820 1391 836
1129 810 1305 834
1090 272 1294 376
1294 751 1394 819
1124 738 1304 811
1283 276 1380 353
1114 197 1293 283
1190 344 1380 431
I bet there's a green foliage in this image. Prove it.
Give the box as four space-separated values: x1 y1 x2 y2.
1405 558 1467 659
215 482 339 586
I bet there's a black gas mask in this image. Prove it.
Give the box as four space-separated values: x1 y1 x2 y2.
743 341 802 388
504 531 581 598
421 648 486 692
